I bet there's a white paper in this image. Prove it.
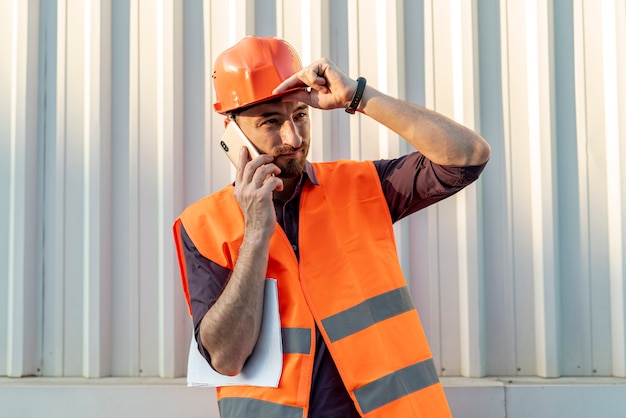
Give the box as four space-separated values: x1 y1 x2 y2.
187 278 282 387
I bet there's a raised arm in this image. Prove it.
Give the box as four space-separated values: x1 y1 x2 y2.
274 58 490 166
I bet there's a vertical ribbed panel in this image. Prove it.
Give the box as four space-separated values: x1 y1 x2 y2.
603 0 626 378
0 0 11 378
579 0 613 378
110 0 140 377
81 0 112 378
1 0 625 381
0 0 40 378
156 0 186 378
502 0 536 377
525 0 560 378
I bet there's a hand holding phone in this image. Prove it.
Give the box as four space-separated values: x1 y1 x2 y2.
219 121 261 169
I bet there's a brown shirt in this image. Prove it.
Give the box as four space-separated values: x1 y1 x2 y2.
179 152 486 417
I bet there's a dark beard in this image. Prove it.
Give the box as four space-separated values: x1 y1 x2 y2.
273 144 308 178
277 158 305 178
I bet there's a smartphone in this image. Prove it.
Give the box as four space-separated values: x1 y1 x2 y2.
219 121 260 168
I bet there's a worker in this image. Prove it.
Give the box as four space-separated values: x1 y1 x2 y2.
173 36 490 417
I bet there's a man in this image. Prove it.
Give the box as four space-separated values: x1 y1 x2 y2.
173 36 490 418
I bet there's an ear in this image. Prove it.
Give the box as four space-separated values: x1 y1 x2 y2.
223 117 231 129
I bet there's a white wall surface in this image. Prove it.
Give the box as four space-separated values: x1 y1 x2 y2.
1 0 626 416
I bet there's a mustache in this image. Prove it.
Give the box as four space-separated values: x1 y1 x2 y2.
274 145 304 156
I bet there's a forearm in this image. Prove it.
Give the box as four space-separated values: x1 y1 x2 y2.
199 230 269 376
274 57 490 166
358 86 491 166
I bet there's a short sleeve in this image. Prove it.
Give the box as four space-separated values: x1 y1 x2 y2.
374 152 487 222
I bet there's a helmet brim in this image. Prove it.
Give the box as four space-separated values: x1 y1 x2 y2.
215 87 306 115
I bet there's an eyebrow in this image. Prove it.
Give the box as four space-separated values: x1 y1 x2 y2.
257 111 281 118
294 104 309 112
257 104 309 118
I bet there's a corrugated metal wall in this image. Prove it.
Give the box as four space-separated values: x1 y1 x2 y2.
1 0 625 383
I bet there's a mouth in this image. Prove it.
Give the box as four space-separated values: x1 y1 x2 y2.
276 148 302 159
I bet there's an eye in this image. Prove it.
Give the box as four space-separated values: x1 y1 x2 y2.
261 118 279 126
294 111 308 120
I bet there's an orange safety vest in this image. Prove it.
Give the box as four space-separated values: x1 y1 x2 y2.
173 160 451 418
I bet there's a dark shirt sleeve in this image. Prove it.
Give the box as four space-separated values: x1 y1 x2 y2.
180 223 232 363
373 152 487 222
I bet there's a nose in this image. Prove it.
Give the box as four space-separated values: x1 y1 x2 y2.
280 120 302 149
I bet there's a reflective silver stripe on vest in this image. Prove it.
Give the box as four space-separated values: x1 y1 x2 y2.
218 398 303 418
354 358 440 414
321 286 415 342
281 327 311 354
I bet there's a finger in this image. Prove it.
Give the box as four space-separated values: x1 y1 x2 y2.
295 67 328 94
240 153 274 183
241 160 279 192
280 89 313 105
301 67 327 88
260 174 284 193
273 72 308 94
235 146 250 185
250 163 281 188
274 63 328 93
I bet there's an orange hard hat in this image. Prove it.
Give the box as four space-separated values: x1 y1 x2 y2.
212 36 303 114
